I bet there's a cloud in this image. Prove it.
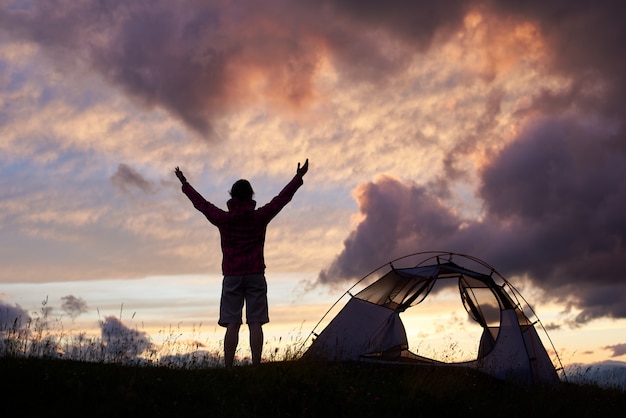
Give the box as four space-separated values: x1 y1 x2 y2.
0 1 531 141
544 322 561 332
61 295 89 319
319 114 626 323
318 175 462 283
111 163 159 194
0 1 334 137
1 0 625 328
316 0 469 46
315 0 626 324
2 1 624 139
604 344 626 358
0 300 30 331
100 316 153 360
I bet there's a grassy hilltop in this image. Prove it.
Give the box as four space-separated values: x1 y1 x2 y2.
2 357 625 417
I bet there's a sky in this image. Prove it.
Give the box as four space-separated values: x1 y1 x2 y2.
1 0 626 375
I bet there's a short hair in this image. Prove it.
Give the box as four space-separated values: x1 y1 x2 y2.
229 179 254 200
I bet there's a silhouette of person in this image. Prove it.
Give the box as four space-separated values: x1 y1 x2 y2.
175 160 309 367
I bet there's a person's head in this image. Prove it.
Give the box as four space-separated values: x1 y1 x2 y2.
229 179 254 200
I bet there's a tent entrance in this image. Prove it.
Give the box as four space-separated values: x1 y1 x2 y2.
398 279 487 363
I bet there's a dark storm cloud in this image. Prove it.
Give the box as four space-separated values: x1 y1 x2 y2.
61 295 88 319
317 0 469 43
111 163 158 194
478 119 626 285
478 117 626 324
0 1 233 135
311 0 470 81
318 176 462 283
0 1 332 136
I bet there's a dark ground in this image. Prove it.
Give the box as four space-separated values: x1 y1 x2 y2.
2 357 625 417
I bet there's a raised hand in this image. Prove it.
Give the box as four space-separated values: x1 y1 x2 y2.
297 159 309 177
174 166 187 184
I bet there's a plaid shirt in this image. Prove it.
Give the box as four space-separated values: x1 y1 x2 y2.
182 174 304 275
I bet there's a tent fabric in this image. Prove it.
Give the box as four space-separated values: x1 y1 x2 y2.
306 298 408 361
304 256 561 386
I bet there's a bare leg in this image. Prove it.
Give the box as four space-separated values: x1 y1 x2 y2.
249 322 263 366
224 323 241 368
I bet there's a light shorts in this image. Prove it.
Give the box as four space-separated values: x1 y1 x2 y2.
219 273 269 327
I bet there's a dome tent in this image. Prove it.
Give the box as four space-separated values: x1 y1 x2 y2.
303 252 564 386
